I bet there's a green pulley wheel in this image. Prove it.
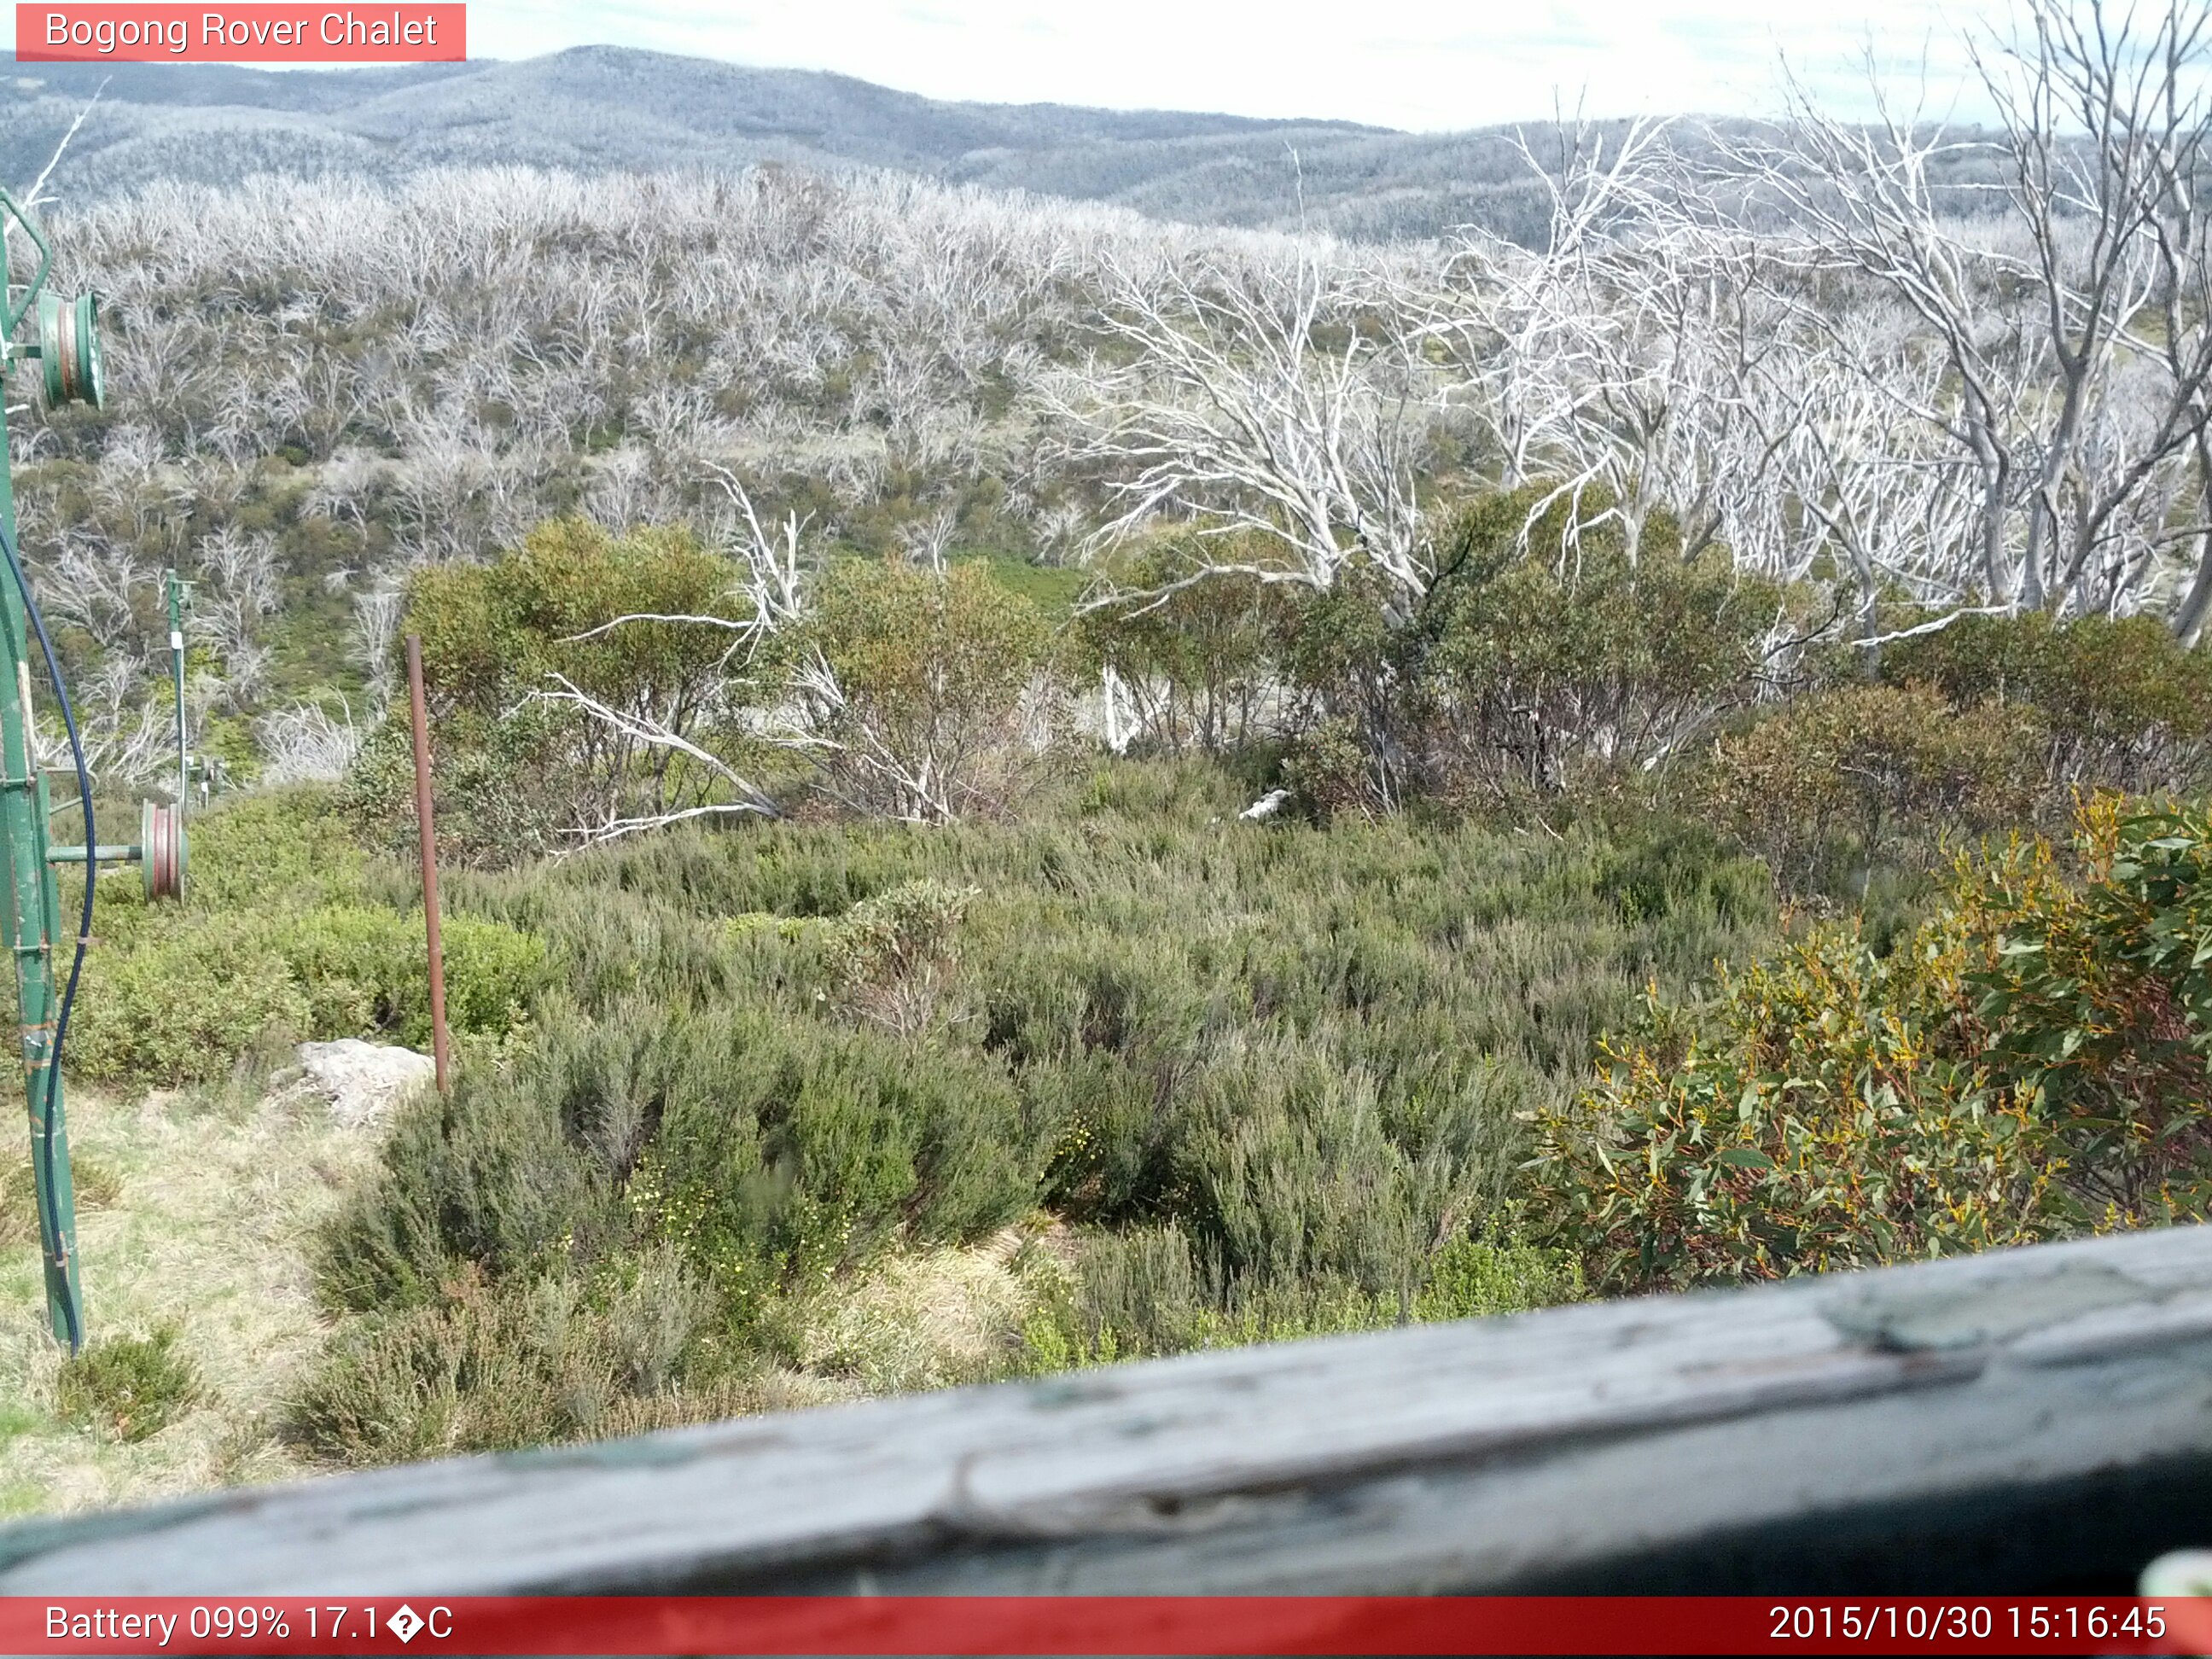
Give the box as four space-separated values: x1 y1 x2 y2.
139 800 186 903
37 292 103 410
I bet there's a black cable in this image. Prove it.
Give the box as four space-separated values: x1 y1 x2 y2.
0 517 87 1353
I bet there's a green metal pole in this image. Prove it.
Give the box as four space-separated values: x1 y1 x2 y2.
1 185 107 1352
166 570 185 811
0 400 80 1348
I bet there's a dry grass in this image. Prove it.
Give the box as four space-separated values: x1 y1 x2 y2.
0 1076 381 1519
0 1076 1069 1510
795 1223 1064 1394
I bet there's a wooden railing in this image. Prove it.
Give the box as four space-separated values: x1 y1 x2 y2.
3 1224 2210 1594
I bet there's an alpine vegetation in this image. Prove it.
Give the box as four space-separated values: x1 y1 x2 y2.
9 0 2212 1487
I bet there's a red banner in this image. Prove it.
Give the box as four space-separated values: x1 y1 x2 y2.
0 1596 2207 1655
15 4 464 61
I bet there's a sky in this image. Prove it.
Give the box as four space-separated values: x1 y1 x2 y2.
453 0 2000 131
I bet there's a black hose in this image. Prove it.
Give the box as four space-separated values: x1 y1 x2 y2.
0 517 88 1353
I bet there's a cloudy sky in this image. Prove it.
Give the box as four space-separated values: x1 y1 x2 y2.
452 0 1996 130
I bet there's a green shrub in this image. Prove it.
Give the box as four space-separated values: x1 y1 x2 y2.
318 995 1046 1331
388 526 1070 851
70 917 311 1086
71 904 546 1087
1420 498 1788 801
1530 922 2051 1292
1017 1227 1400 1367
1022 1224 1583 1367
1883 611 2212 796
66 787 549 1086
1530 796 2212 1294
314 1038 619 1313
1592 818 1772 925
1028 1225 1208 1360
1412 1234 1586 1320
643 1010 1048 1310
1965 796 2212 1202
1074 536 1305 755
1275 487 1797 812
792 557 1061 821
276 906 549 1050
393 519 753 861
821 878 975 1036
181 787 375 911
289 1249 714 1464
57 1327 201 1442
339 708 569 870
1282 717 1375 821
305 760 1781 1457
1697 684 2042 890
410 518 739 723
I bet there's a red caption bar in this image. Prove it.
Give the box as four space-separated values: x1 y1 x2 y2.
15 4 463 61
1 1597 2209 1656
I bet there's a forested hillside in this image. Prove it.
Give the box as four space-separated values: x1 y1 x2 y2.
7 0 2212 1505
3 46 1569 242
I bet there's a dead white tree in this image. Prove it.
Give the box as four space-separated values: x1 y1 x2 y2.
257 695 363 785
1419 119 1681 521
14 84 102 212
530 672 784 846
1055 246 1435 618
531 470 812 847
1976 0 2212 619
898 501 959 573
1714 79 2040 610
702 465 809 640
1714 1 2212 626
190 524 280 705
63 654 195 786
1703 291 1985 610
350 577 407 713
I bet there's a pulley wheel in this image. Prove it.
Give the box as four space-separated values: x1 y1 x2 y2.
140 800 186 903
38 292 104 410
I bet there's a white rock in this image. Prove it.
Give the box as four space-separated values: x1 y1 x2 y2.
284 1039 436 1129
1238 788 1294 823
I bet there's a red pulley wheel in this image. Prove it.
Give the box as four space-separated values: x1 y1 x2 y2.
140 800 186 903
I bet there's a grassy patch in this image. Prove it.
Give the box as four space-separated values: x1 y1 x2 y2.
961 551 1090 618
0 1156 121 1250
0 1079 381 1518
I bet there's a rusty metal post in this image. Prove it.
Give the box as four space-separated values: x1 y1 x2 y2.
405 636 451 1093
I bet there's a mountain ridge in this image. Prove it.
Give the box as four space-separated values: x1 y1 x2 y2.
1 44 1579 240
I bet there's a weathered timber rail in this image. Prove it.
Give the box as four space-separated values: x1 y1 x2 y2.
4 1225 2212 1594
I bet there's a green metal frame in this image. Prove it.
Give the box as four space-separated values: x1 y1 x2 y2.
0 185 80 1344
0 192 53 341
3 185 190 1344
